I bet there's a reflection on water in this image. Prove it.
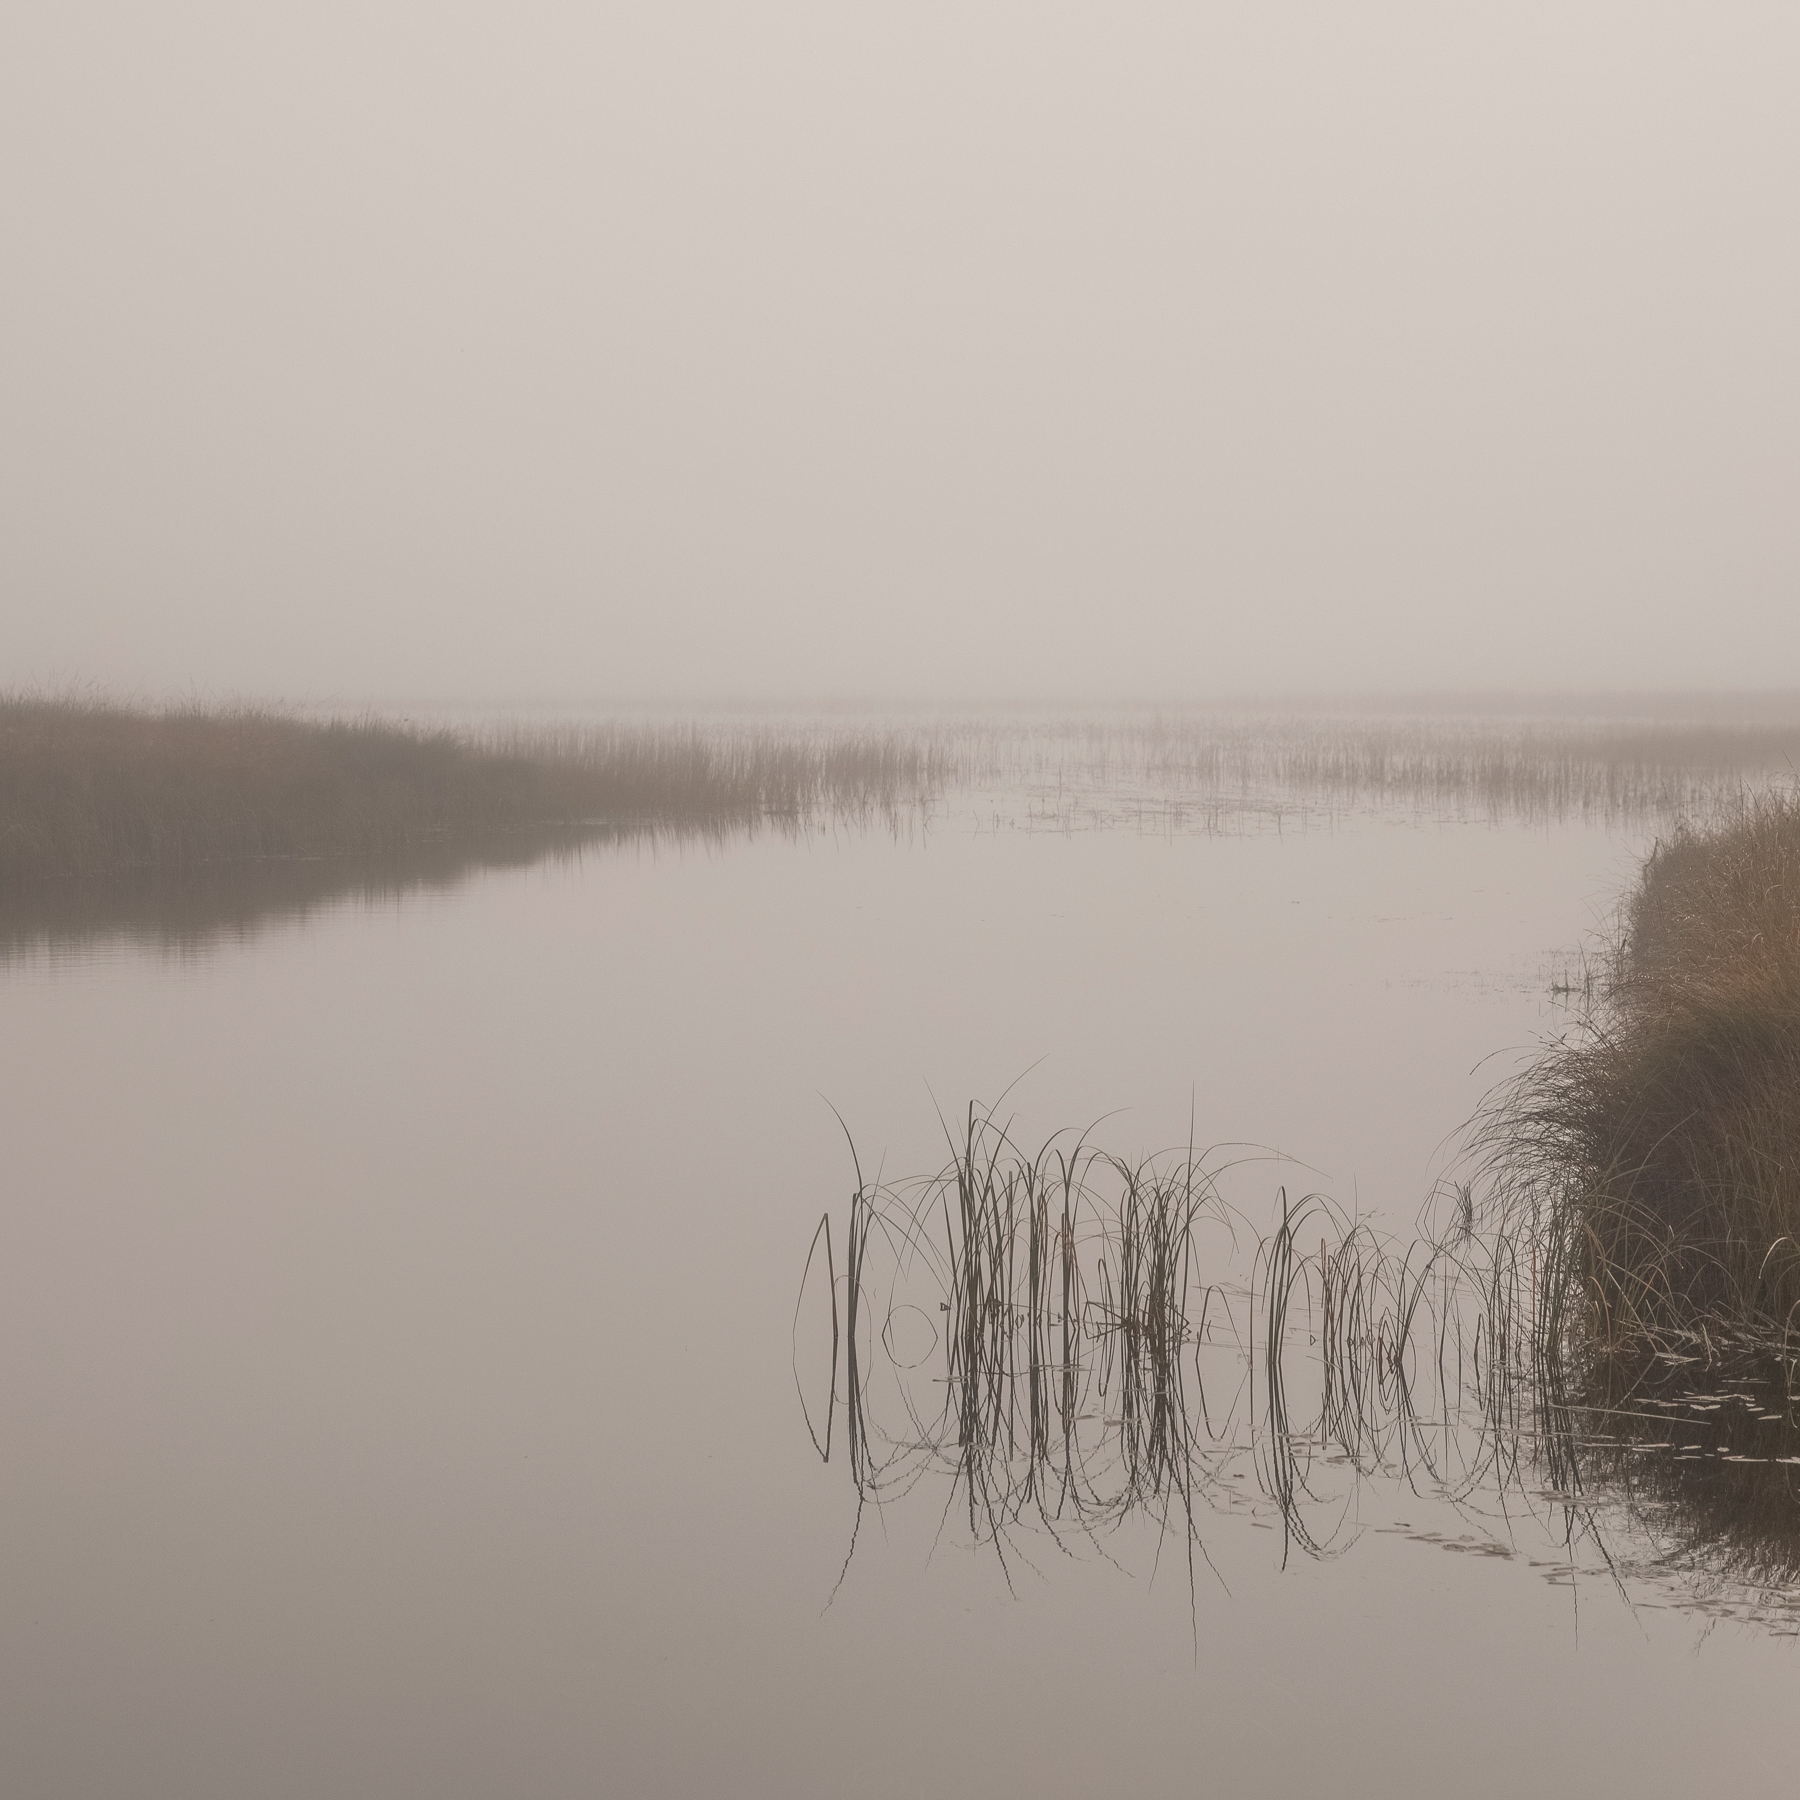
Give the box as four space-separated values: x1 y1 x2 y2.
1562 1340 1800 1626
803 1104 1800 1633
10 722 1800 1797
11 712 1793 965
0 817 853 963
0 830 595 962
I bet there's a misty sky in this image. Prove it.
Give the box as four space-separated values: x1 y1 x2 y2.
4 4 1797 703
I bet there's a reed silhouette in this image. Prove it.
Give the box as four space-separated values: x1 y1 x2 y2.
800 1100 1800 1626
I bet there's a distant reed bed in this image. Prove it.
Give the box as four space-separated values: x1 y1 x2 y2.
967 713 1800 829
0 693 945 883
9 692 1797 884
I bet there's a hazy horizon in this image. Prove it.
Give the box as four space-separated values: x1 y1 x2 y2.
6 4 1797 701
23 685 1800 725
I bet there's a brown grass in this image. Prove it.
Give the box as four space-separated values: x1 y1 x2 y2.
9 695 1798 886
0 693 941 883
1486 790 1800 1337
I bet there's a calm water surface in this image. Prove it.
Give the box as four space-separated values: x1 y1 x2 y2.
2 797 1793 1797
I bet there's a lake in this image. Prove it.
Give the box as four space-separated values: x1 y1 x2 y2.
3 728 1796 1797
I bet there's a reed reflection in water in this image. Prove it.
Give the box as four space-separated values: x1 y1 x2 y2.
0 811 917 966
13 708 1797 965
798 1104 1800 1632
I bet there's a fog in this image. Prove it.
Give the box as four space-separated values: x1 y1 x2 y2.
4 3 1796 703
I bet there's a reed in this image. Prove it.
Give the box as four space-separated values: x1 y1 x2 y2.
1482 790 1800 1342
803 1104 1546 1598
10 695 1796 887
0 692 944 883
978 713 1800 831
802 1102 1800 1617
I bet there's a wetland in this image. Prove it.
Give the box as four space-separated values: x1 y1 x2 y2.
5 701 1800 1797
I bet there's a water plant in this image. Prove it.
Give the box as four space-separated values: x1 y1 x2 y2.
1481 789 1800 1342
800 1093 1800 1624
10 693 1800 889
0 692 945 883
801 1105 1548 1591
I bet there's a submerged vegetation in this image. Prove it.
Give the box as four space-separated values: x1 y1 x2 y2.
0 693 943 884
1486 791 1800 1341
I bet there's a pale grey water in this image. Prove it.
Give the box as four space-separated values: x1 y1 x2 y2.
2 797 1794 1796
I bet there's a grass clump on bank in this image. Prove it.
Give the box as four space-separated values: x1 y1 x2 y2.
1490 791 1800 1340
0 694 942 884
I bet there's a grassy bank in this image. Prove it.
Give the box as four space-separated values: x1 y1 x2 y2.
0 694 942 883
1489 791 1800 1340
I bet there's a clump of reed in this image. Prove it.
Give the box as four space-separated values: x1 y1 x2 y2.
1484 790 1800 1343
804 1101 1800 1619
802 1104 1545 1596
815 1105 1234 1586
0 692 944 883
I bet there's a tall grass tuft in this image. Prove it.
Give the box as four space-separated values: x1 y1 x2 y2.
1483 790 1800 1341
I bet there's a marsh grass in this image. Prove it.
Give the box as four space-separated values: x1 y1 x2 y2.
1482 790 1800 1341
984 715 1800 832
0 693 945 884
802 1104 1554 1601
802 1105 1241 1596
802 1098 1800 1621
10 695 1799 892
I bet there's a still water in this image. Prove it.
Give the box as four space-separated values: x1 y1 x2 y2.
2 792 1793 1796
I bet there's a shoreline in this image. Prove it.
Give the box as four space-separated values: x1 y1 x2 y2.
0 694 935 885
